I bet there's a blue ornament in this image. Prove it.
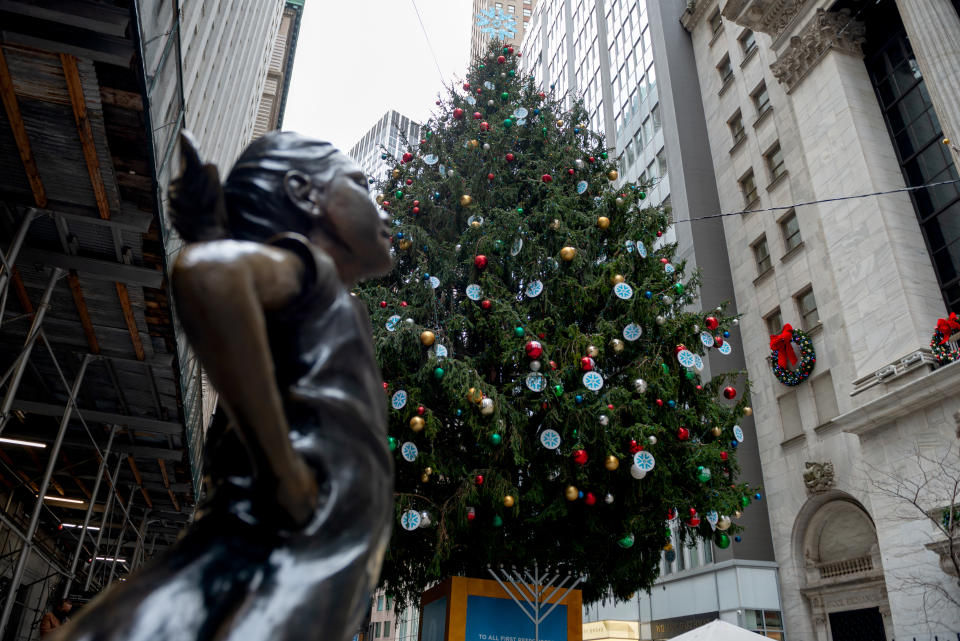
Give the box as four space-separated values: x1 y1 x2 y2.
644 291 653 299
368 178 375 184
667 400 676 409
730 440 739 449
422 245 428 251
396 232 404 239
381 153 388 160
723 331 730 338
578 491 584 499
735 536 742 543
456 409 463 416
575 395 583 404
433 192 441 200
754 493 762 500
423 273 431 280
574 128 580 133
550 84 555 90
533 109 540 115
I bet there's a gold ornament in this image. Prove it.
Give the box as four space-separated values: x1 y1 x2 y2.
611 274 625 285
607 169 618 181
392 169 401 179
743 406 753 417
468 139 480 149
586 344 599 358
556 120 564 128
397 239 412 250
375 194 385 204
733 510 743 519
663 542 673 552
467 387 483 404
460 194 473 207
710 426 723 437
549 219 561 231
421 473 430 483
565 485 579 501
420 330 436 346
611 338 625 353
503 495 515 508
470 220 482 228
424 467 433 476
409 416 425 432
560 246 576 261
604 455 619 471
597 216 610 229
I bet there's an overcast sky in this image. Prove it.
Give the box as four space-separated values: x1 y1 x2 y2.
283 0 474 154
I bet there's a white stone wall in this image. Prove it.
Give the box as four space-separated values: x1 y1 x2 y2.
683 1 960 639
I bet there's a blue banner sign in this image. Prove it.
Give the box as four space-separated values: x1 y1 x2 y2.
464 595 567 641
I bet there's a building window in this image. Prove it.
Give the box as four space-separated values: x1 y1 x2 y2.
780 209 801 252
765 307 783 336
523 8 531 16
651 102 661 131
778 391 803 441
765 142 786 182
657 148 667 179
752 235 772 275
375 622 382 638
796 287 819 329
377 595 384 611
744 610 784 640
751 81 771 117
384 621 391 638
739 169 758 207
717 54 733 87
708 9 722 36
386 596 393 611
507 4 515 13
728 109 745 147
812 372 839 425
739 29 757 58
495 2 503 9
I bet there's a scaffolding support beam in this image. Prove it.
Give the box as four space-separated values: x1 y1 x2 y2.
0 207 40 326
0 355 89 637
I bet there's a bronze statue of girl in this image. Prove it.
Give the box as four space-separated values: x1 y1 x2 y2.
56 132 395 641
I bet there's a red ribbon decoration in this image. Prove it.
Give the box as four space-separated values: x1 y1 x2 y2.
770 323 798 368
936 312 960 344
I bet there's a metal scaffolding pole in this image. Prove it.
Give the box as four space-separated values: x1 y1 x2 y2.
84 455 122 592
0 355 89 637
0 208 39 327
0 266 63 434
61 425 118 598
105 487 136 587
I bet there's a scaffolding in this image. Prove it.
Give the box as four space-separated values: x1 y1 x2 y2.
0 1 204 638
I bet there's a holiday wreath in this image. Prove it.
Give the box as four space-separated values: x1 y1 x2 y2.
769 323 815 386
930 312 960 366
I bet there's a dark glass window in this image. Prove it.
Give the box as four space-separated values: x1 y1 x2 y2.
860 0 960 312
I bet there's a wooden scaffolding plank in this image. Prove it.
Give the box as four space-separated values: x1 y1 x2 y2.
0 46 46 207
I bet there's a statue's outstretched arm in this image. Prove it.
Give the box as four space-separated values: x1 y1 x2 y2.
172 239 318 525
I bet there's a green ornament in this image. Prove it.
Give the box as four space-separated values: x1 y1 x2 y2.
503 46 509 53
674 283 684 294
492 515 503 527
553 384 563 397
638 191 646 199
617 534 635 549
479 64 485 70
572 428 578 437
685 371 697 381
661 363 670 375
716 532 731 549
542 127 548 135
516 207 524 214
503 118 513 128
434 367 445 379
508 70 515 76
514 326 525 337
501 91 509 100
388 436 398 451
494 239 505 253
741 495 749 508
601 152 608 159
395 190 403 198
697 466 711 482
490 433 502 445
425 131 433 138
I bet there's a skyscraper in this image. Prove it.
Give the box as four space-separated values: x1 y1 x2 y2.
521 1 782 636
349 110 421 182
470 0 537 61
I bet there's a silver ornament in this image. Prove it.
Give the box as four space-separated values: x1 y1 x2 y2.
732 318 739 326
405 318 415 325
456 244 462 251
656 315 666 326
604 493 614 504
488 99 495 107
547 469 560 481
616 197 624 206
633 378 648 394
529 360 542 372
648 435 657 445
716 306 723 312
598 414 609 426
483 143 491 150
480 397 495 415
717 515 731 531
574 158 584 168
693 324 700 333
662 295 673 305
630 464 646 479
420 511 433 528
586 344 599 357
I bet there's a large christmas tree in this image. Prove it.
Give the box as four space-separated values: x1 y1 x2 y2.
356 41 755 606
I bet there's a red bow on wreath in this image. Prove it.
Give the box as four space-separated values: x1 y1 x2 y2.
770 323 798 368
936 313 960 344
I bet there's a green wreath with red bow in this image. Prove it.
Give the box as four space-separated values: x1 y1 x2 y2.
769 323 816 386
930 313 960 366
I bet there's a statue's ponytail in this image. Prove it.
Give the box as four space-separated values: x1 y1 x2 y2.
168 131 230 242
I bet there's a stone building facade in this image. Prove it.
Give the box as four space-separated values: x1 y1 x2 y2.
680 1 960 639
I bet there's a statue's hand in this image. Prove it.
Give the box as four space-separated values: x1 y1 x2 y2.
276 455 319 527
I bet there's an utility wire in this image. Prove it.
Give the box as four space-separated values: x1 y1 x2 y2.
409 0 445 85
671 178 960 225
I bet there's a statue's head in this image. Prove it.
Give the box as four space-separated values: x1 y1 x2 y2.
223 131 393 283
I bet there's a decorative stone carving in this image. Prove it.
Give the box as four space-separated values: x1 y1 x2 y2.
680 0 715 31
721 0 808 38
803 461 835 493
770 9 866 93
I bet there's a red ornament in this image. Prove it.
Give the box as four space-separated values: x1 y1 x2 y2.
580 356 594 371
505 153 515 162
572 449 589 465
629 439 642 454
660 258 669 264
435 100 441 105
655 398 664 407
549 360 557 370
475 475 484 486
584 492 597 506
417 406 426 415
463 82 471 90
538 91 546 99
382 201 390 208
487 173 495 181
696 385 702 391
677 427 690 441
413 200 420 206
474 255 488 269
400 301 408 307
687 515 701 527
402 152 413 163
420 139 427 145
473 111 482 119
480 121 490 131
675 344 687 354
607 403 614 410
382 382 389 390
667 508 676 520
567 168 575 175
525 340 543 359
541 401 549 410
476 87 483 94
412 207 420 214
720 451 729 461
481 299 492 310
467 508 476 521
405 178 413 185
723 386 737 400
705 316 719 330
507 46 514 54
689 508 697 516
588 156 595 163
453 108 465 119
542 174 553 183
379 301 387 308
497 55 506 64
714 336 724 347
537 332 545 339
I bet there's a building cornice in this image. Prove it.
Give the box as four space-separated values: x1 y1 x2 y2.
680 0 713 32
721 0 809 38
769 8 866 93
833 360 960 437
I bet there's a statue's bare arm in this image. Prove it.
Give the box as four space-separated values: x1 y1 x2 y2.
172 239 318 524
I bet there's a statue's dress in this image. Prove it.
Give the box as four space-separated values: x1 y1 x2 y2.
63 235 393 641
